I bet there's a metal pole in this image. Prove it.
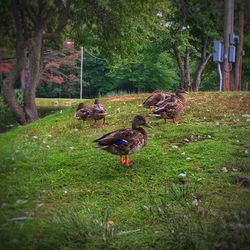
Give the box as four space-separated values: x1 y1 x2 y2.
218 63 223 91
80 46 83 99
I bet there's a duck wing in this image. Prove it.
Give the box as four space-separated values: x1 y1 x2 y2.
95 129 140 145
94 128 145 154
75 107 92 119
153 98 184 116
92 104 106 113
154 94 175 107
142 92 166 107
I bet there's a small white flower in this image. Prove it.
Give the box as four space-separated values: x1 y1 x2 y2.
16 199 28 205
33 136 38 139
171 144 178 149
179 173 186 177
221 167 228 173
245 150 250 155
192 199 199 207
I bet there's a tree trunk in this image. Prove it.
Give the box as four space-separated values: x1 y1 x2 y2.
172 42 185 88
2 66 27 124
2 34 43 124
235 10 244 91
184 47 191 91
2 40 27 124
23 34 43 122
192 47 212 92
222 0 234 91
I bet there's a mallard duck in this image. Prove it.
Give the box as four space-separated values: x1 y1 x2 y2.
142 90 171 109
74 99 107 126
91 99 107 126
94 115 151 166
74 103 92 121
150 89 187 124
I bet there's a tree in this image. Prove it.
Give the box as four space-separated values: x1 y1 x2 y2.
0 0 72 124
165 0 224 91
0 0 167 124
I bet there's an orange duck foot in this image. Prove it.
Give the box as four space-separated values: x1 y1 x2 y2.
173 117 179 124
122 154 133 166
119 155 125 164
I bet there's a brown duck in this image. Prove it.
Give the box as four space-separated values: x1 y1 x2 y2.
94 115 151 166
74 99 107 126
91 99 107 126
142 90 171 109
74 103 91 121
150 89 187 124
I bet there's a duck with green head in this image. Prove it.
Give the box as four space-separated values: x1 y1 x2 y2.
94 115 151 166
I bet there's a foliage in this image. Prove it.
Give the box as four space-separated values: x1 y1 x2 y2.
0 92 250 249
37 48 179 98
0 96 17 132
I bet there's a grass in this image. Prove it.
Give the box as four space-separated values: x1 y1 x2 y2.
0 92 250 249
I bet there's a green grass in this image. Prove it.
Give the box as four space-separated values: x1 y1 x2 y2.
0 92 250 249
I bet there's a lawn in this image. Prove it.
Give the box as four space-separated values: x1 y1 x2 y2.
0 92 250 249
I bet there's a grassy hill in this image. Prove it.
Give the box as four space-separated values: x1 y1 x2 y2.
0 92 250 249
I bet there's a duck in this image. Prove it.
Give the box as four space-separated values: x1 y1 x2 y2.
94 115 151 166
74 103 92 121
142 89 171 109
74 99 107 126
150 89 187 124
91 99 107 126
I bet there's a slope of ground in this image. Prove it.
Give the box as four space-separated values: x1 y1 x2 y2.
0 92 250 249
